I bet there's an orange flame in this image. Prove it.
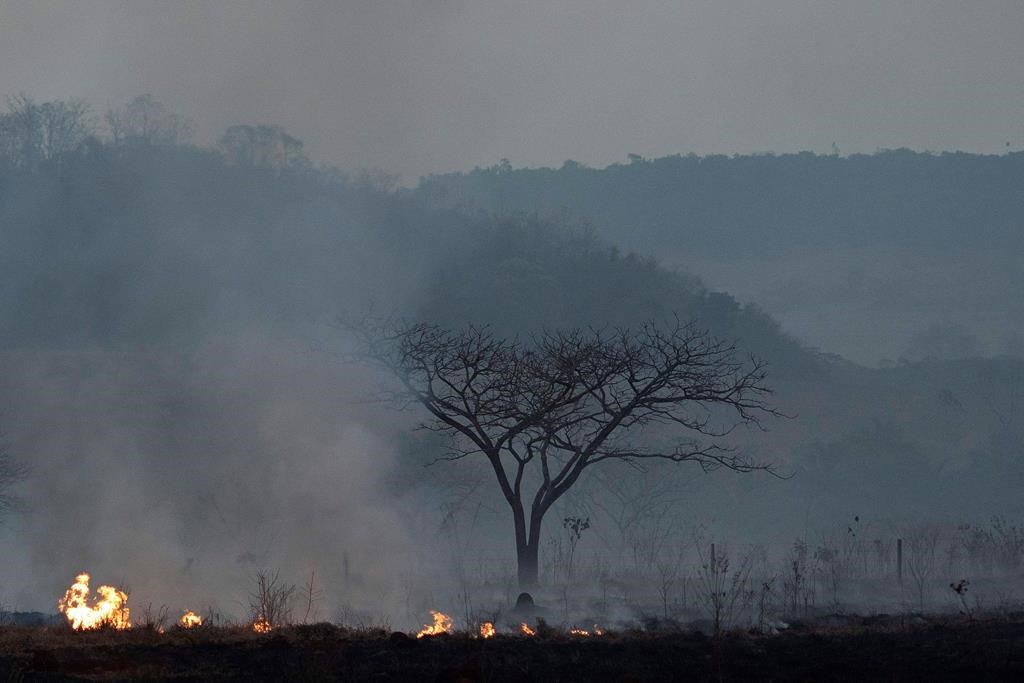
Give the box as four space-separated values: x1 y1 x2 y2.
179 611 203 629
519 622 535 636
58 573 131 631
416 610 453 638
479 622 495 639
593 624 604 635
253 618 273 634
569 627 591 636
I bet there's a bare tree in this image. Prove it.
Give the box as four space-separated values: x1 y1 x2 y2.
0 94 91 169
355 317 777 588
696 543 753 636
0 436 26 523
301 568 324 624
248 569 296 629
585 462 687 561
105 94 192 147
37 99 92 162
903 525 941 612
219 124 307 170
0 94 43 168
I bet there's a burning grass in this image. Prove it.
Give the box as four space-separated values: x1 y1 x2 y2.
11 568 1024 679
415 610 453 638
57 573 131 631
178 610 203 629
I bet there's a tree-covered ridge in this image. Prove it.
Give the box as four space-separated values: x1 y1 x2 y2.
417 150 1024 255
414 151 1024 363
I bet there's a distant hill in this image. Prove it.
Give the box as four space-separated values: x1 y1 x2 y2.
413 151 1024 364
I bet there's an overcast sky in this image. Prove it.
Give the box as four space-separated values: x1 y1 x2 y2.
2 1 1022 181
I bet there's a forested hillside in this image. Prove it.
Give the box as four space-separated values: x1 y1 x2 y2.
415 152 1024 363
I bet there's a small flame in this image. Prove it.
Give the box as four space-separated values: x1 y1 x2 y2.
179 611 203 629
58 573 131 631
593 624 604 635
479 622 495 639
416 610 453 638
253 618 273 633
519 622 535 636
569 627 591 636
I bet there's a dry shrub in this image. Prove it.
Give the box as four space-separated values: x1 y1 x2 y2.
249 569 296 628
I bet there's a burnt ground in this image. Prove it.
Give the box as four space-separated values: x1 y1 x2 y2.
1 615 1023 682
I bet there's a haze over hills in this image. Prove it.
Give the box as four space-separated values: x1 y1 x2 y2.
0 103 814 610
4 7 1024 671
0 97 1022 614
414 151 1024 365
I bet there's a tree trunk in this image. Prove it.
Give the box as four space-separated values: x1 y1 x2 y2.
515 505 546 589
517 539 540 589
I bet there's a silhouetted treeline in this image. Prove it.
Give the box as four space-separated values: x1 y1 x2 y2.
416 151 1024 255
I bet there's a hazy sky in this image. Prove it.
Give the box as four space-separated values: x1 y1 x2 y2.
1 1 1022 181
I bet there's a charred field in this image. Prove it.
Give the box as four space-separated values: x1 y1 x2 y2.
2 614 1024 682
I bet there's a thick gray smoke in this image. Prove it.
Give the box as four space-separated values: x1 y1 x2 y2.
0 321 432 620
0 129 454 619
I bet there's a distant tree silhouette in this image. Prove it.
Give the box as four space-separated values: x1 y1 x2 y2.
0 94 92 169
220 124 307 170
0 436 25 522
105 94 193 147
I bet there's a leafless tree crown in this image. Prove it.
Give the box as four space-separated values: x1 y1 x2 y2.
356 317 777 514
